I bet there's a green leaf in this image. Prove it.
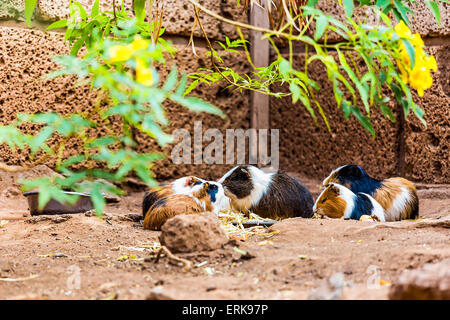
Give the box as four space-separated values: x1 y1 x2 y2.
91 0 100 17
70 37 85 56
163 67 178 92
343 0 354 17
425 1 441 26
73 2 87 20
47 20 68 30
25 0 38 27
289 82 302 103
91 186 105 216
133 0 146 22
401 39 415 69
393 0 410 25
171 95 226 119
314 16 328 41
306 0 319 7
380 104 396 123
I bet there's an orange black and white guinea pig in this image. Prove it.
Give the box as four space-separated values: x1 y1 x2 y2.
143 182 221 230
322 164 418 221
142 176 230 219
142 176 205 219
218 165 314 220
313 183 387 221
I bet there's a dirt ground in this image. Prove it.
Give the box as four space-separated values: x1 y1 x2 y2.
0 169 449 300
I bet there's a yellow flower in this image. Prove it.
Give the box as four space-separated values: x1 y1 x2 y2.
136 58 153 86
394 24 437 97
108 44 133 63
408 56 435 97
424 55 437 72
130 36 148 52
395 21 412 38
410 33 424 47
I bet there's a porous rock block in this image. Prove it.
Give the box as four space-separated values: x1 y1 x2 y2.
403 46 450 184
389 259 450 300
0 0 25 21
0 26 250 181
159 212 228 253
270 52 400 182
36 0 248 41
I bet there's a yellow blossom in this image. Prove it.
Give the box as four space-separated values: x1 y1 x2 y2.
108 44 133 63
136 58 153 86
394 22 437 97
410 33 424 47
394 20 412 38
130 36 148 52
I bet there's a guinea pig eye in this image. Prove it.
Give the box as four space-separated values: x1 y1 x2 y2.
209 184 218 191
321 198 327 204
193 180 202 186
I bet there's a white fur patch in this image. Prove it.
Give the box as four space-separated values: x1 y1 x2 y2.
220 166 274 212
360 192 386 222
247 166 273 207
217 166 237 184
386 187 411 221
209 182 231 214
332 183 356 219
313 186 328 213
171 176 206 195
322 165 346 186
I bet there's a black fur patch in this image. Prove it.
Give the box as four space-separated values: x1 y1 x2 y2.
142 191 161 219
207 183 219 203
347 193 374 220
334 164 382 195
221 166 253 199
251 171 314 219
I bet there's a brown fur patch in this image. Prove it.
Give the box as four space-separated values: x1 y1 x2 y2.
143 183 214 230
314 185 347 219
374 178 418 220
143 194 204 230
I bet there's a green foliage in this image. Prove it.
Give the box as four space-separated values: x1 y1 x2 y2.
188 0 442 138
3 1 226 215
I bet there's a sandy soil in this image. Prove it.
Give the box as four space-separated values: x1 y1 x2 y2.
0 170 449 300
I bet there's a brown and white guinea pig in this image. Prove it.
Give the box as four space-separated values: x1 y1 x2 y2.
142 176 205 219
143 182 220 230
322 164 418 221
143 176 230 219
313 183 386 221
218 165 314 220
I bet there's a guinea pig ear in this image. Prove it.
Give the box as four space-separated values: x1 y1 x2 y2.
185 177 194 187
342 165 363 178
240 167 250 177
329 184 340 195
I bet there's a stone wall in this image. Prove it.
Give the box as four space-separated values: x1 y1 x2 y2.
270 0 450 183
0 0 250 181
0 0 449 184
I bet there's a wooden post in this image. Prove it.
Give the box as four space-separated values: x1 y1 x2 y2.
249 0 270 164
250 1 270 130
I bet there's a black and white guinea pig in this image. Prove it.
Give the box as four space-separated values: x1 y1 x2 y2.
218 165 314 220
313 183 386 221
322 164 418 221
142 176 230 219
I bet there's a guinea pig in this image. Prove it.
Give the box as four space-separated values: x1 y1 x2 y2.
143 182 216 230
313 183 386 221
322 164 418 221
218 165 314 220
142 176 206 219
